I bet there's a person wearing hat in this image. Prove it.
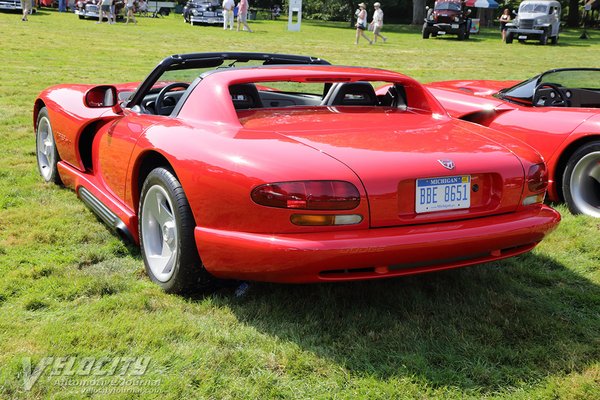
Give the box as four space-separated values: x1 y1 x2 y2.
355 3 373 45
370 2 388 43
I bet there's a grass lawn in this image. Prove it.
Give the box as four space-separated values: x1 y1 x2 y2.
0 10 599 399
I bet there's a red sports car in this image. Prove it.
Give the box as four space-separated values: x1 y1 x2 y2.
427 68 600 218
34 52 560 293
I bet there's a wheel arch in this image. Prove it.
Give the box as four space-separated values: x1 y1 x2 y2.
33 99 46 130
552 135 600 202
131 150 178 211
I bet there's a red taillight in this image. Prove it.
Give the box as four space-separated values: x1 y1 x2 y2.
527 163 548 192
251 181 360 210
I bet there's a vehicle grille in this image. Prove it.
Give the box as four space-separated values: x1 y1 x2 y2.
86 4 98 12
519 19 534 29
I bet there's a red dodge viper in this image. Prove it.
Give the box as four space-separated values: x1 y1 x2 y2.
34 53 560 292
427 68 600 218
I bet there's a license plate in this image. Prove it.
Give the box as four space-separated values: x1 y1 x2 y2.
518 35 527 39
415 175 471 214
438 31 446 35
451 24 459 29
208 18 215 24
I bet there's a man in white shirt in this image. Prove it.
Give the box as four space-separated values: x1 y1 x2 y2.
370 2 387 43
222 0 235 30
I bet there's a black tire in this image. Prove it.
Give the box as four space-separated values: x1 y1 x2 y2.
551 34 558 45
506 32 513 43
139 167 213 293
422 24 430 39
540 30 548 45
35 107 61 184
457 25 466 40
562 141 600 218
79 15 84 19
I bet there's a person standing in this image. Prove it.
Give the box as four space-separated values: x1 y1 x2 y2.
20 0 31 21
236 0 252 32
125 0 137 24
355 3 372 45
97 0 113 24
223 0 235 30
58 0 67 12
499 8 511 42
370 2 387 43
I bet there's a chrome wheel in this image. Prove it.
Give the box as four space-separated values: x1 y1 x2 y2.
36 112 57 182
141 185 179 282
569 150 600 218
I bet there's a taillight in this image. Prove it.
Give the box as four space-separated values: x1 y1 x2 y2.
251 181 360 210
527 163 547 192
522 163 548 206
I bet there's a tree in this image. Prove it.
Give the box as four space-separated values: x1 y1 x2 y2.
567 0 580 27
412 0 426 24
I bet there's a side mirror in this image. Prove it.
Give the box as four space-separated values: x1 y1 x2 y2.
85 85 118 108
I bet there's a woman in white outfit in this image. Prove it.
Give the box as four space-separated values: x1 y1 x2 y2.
355 3 372 45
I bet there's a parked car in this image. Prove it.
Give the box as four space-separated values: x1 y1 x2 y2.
505 0 561 44
0 0 34 12
423 0 472 40
34 52 560 292
75 0 124 20
183 0 223 25
427 68 600 217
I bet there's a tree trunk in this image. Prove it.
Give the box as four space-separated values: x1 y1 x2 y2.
412 0 426 25
567 0 580 27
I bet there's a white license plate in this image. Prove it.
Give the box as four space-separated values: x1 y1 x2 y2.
415 175 471 214
438 31 446 35
451 24 459 29
518 35 528 39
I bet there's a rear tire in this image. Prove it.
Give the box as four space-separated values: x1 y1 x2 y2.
139 167 213 293
562 141 600 218
36 107 61 184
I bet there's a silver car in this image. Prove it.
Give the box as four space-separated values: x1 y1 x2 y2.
506 0 561 45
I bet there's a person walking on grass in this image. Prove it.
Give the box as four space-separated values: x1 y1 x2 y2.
125 0 137 24
20 0 31 21
97 0 114 24
355 3 372 45
237 0 252 32
370 2 387 43
223 0 235 30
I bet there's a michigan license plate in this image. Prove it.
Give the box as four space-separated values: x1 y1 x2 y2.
415 175 471 214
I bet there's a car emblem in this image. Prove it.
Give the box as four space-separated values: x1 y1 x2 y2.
438 159 455 170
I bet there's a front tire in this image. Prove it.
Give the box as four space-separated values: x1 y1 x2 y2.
36 107 61 184
562 141 600 218
506 32 513 43
540 29 548 45
139 167 212 293
457 25 466 40
422 23 430 39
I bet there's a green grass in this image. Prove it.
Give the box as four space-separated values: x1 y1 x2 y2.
1 10 599 399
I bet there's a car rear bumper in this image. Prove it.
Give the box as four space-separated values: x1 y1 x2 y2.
195 206 560 283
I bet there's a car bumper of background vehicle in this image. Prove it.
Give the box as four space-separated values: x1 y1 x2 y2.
190 16 224 25
507 28 544 36
195 205 560 283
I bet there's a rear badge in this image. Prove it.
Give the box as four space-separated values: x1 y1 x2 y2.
438 159 455 170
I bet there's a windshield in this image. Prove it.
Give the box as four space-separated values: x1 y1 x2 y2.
435 2 461 11
519 3 548 13
497 69 600 104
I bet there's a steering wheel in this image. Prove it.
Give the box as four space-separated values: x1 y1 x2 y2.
533 82 568 107
155 82 190 116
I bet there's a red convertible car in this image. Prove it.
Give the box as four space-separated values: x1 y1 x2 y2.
34 52 560 293
427 68 600 218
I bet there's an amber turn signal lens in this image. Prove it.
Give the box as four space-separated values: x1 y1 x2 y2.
291 214 363 226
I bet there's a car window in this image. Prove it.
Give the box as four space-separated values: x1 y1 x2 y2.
540 70 600 90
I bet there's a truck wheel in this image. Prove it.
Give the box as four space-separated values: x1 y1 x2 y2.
551 34 558 45
506 32 513 43
540 30 548 45
457 25 466 40
562 141 600 218
422 24 430 39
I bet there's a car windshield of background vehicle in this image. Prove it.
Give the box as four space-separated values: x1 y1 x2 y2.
540 69 600 90
435 2 461 11
520 4 548 13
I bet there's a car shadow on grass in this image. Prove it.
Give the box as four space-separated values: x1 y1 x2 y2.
203 253 600 393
